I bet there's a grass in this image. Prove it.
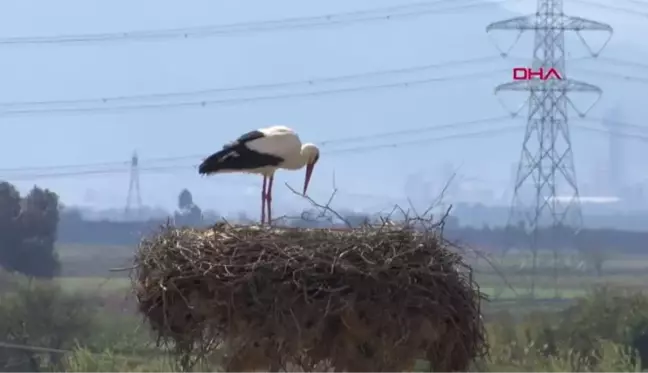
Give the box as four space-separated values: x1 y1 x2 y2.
55 277 131 293
2 244 647 371
54 243 648 301
56 243 136 277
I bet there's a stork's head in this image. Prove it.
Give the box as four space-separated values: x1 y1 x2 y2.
301 143 320 195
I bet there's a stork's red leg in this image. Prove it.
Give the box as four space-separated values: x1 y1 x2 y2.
261 176 267 225
267 174 275 225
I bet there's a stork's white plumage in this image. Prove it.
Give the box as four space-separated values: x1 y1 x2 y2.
198 125 320 225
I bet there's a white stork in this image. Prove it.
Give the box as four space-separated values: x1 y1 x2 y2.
198 125 320 225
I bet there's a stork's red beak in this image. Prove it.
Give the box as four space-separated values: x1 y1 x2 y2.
303 163 315 195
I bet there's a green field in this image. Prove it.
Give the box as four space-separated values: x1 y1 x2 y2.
0 243 644 371
54 243 648 305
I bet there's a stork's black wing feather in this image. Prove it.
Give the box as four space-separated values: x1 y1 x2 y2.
220 130 265 149
235 130 265 144
199 130 283 175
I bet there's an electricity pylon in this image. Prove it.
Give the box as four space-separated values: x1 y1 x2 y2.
125 151 143 218
487 0 612 297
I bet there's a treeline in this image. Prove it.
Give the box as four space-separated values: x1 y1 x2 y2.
59 188 208 246
0 179 644 258
0 182 59 278
57 209 648 254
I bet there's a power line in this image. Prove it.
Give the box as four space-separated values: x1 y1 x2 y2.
571 56 648 84
324 125 520 154
0 55 605 109
0 68 510 117
0 57 618 112
7 123 645 181
0 115 512 173
577 116 648 132
0 0 517 46
571 0 648 17
0 56 500 108
0 159 129 173
596 56 648 71
3 123 521 180
21 122 648 181
623 0 648 7
574 68 648 85
503 51 646 76
572 124 648 142
578 117 648 137
318 115 511 145
5 55 623 110
16 115 645 178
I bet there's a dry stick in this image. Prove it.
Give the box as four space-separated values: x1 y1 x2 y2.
284 182 353 229
373 172 459 232
109 265 139 272
401 171 518 298
423 171 457 219
439 174 518 297
270 172 341 227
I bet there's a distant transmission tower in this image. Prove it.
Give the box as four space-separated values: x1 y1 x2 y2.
125 151 143 217
487 0 612 296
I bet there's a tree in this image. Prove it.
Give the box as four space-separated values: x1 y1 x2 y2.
174 189 202 227
178 189 193 211
0 183 60 278
0 182 21 272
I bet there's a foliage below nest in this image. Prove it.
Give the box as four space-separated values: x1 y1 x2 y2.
132 223 487 372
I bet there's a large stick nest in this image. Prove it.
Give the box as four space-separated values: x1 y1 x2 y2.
132 223 487 371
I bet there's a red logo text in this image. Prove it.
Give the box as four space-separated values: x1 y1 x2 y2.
512 67 563 81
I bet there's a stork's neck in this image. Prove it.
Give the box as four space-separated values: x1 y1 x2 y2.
281 151 308 170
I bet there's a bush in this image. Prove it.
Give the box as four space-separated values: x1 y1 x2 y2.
0 183 60 278
484 336 639 372
559 286 648 369
481 286 648 372
0 279 97 371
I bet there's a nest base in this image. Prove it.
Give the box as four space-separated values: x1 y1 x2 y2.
133 224 486 371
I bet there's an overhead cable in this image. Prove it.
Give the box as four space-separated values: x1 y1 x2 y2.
0 115 512 173
3 121 520 180
0 56 501 108
0 0 516 46
570 0 648 17
0 68 510 117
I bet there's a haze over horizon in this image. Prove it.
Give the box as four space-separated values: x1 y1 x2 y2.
0 0 646 217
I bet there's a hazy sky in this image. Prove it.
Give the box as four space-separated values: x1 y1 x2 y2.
0 0 646 215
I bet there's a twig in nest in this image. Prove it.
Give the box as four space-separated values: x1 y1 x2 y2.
284 182 353 229
450 240 519 298
109 265 139 272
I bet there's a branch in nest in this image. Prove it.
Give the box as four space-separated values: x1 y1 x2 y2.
284 183 353 229
109 265 139 272
281 169 457 232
